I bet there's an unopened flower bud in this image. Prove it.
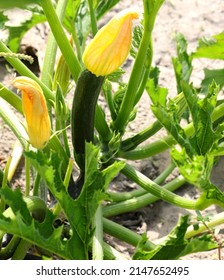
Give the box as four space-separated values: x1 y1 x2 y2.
53 38 73 95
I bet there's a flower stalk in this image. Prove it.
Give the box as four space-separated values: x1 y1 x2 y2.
113 0 164 132
103 175 187 217
41 0 68 88
41 0 82 82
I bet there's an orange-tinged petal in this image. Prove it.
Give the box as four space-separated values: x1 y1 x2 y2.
82 10 139 76
13 76 51 149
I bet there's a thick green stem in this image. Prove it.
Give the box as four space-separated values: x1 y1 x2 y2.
113 0 164 132
71 26 83 63
61 120 71 157
7 140 23 182
103 175 186 217
113 1 153 132
118 101 224 160
33 173 41 196
103 218 156 251
92 205 104 260
41 0 82 82
102 241 129 260
120 120 162 152
89 238 129 260
0 156 12 214
25 145 31 197
87 0 98 36
121 163 196 209
185 211 224 239
0 236 21 260
41 0 68 88
11 239 32 260
108 162 176 202
95 104 112 143
134 66 151 106
103 81 117 121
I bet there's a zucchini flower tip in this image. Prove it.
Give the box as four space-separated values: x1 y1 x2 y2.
82 10 139 77
13 76 51 149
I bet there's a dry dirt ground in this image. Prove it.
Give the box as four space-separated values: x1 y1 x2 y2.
0 0 224 259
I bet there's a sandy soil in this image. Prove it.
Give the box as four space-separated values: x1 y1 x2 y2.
0 0 224 259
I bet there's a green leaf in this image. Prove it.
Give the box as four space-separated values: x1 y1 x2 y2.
65 0 81 19
149 66 160 88
182 81 220 155
201 68 224 93
196 183 224 209
180 234 217 258
63 0 81 33
23 143 124 259
0 187 70 259
172 33 193 93
192 32 224 60
146 78 168 107
113 83 127 114
148 81 193 156
107 68 125 83
170 148 212 188
0 11 8 29
130 24 143 59
23 149 87 259
193 82 219 155
7 8 46 52
0 0 40 8
75 1 91 49
133 215 217 260
0 188 32 225
181 82 199 126
95 0 121 19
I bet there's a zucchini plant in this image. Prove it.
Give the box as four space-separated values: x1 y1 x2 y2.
0 0 224 260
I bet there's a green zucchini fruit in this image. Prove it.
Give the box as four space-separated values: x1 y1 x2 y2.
69 69 104 198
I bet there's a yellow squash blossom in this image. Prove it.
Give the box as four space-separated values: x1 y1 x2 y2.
82 10 139 77
13 76 51 149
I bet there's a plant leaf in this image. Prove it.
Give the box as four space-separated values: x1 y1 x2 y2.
133 215 217 260
75 1 91 49
193 82 219 155
96 0 121 19
0 11 8 29
201 68 224 93
0 187 69 259
7 8 46 52
146 78 168 107
192 32 224 60
63 0 81 33
22 143 124 259
172 32 193 93
130 24 143 59
0 0 40 9
24 149 88 259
